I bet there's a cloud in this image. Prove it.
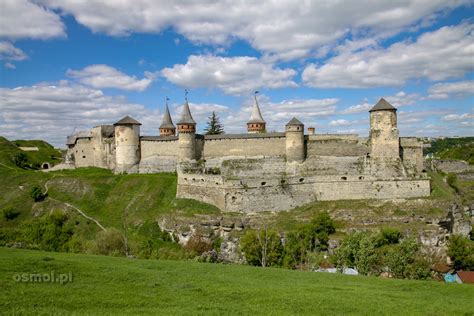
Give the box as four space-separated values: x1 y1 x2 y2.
40 0 467 60
428 80 474 99
441 113 474 122
0 81 162 146
342 102 372 114
172 102 229 124
0 41 27 61
302 23 474 88
329 119 352 126
4 62 16 69
0 0 65 39
161 55 297 95
67 64 155 91
342 91 419 115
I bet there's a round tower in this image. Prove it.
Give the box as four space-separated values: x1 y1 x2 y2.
247 92 266 133
159 101 176 136
369 98 400 159
285 117 305 163
114 115 141 173
177 98 196 161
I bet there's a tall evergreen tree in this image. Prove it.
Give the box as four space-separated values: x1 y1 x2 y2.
204 111 225 135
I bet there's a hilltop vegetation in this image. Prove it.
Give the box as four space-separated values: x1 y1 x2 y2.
425 137 474 164
1 247 473 315
0 136 62 169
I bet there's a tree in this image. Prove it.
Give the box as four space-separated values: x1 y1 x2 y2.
240 227 283 267
13 152 28 168
204 111 224 135
448 235 474 271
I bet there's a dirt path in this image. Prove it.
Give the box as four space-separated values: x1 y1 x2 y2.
43 178 107 231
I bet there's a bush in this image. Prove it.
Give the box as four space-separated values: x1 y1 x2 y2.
446 173 459 193
13 152 28 168
20 210 74 252
2 208 20 220
310 212 336 251
30 186 46 202
385 238 431 280
185 234 213 256
94 228 125 256
376 228 402 246
334 232 380 276
447 235 474 271
240 228 283 267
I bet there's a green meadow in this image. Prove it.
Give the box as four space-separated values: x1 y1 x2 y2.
1 247 473 315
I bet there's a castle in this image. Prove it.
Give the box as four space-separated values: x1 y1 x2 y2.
66 96 430 212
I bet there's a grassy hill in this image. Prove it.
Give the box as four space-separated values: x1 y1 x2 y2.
0 136 62 169
1 247 473 315
425 137 474 164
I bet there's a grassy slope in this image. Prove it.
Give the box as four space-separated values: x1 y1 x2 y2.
425 137 474 164
0 137 62 168
1 247 473 315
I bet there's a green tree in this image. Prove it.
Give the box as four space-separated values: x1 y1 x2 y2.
204 111 225 135
334 232 379 275
13 152 28 168
447 235 474 271
30 186 46 202
240 227 283 267
385 238 430 280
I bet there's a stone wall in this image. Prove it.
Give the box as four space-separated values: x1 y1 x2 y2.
431 159 471 174
202 134 286 158
177 171 431 212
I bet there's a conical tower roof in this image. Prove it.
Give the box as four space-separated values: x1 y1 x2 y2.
177 99 196 125
113 115 141 125
159 104 175 129
369 98 397 112
247 94 265 124
286 117 304 126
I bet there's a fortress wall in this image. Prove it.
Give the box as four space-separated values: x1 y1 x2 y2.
221 157 287 178
301 155 366 175
202 137 285 158
306 139 369 157
72 138 97 168
400 137 424 174
138 139 179 173
177 173 431 212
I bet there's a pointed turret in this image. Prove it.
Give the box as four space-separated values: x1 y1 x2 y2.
177 92 197 160
369 98 399 159
247 92 266 133
159 102 176 136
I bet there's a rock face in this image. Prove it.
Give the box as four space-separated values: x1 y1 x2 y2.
429 159 471 174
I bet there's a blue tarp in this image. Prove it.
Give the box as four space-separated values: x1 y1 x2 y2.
444 273 456 283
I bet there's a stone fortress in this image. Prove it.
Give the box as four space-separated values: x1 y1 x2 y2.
66 95 430 212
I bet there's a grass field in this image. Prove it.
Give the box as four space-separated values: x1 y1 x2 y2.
1 247 473 315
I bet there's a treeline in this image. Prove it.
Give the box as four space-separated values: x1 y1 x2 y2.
425 137 474 164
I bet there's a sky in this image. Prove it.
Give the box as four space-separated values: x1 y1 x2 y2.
0 0 473 147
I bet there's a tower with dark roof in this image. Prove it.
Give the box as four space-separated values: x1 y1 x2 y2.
247 93 266 133
159 103 176 136
285 117 305 163
369 98 400 159
177 96 197 160
114 115 141 173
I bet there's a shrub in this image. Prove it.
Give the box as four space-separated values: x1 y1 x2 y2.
376 228 402 246
385 238 431 280
13 152 28 168
94 228 125 256
446 173 459 193
310 212 336 251
2 208 20 220
20 210 74 252
447 235 474 271
240 228 283 267
334 232 380 276
30 186 46 202
185 234 213 256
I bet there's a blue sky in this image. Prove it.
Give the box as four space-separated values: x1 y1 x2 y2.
0 0 473 146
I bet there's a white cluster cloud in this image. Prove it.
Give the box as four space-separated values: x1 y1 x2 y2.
302 23 474 88
428 80 474 99
38 0 466 59
0 0 65 40
67 65 155 92
0 81 162 146
161 55 297 95
172 102 229 125
329 119 352 127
